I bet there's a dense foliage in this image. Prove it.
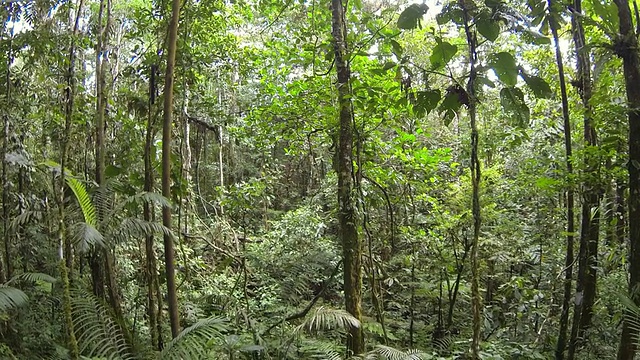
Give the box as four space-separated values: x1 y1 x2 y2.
0 0 638 359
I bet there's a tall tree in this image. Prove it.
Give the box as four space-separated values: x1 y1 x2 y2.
614 0 640 358
331 0 364 355
547 0 575 357
460 0 482 357
567 0 600 356
59 0 85 358
162 0 182 338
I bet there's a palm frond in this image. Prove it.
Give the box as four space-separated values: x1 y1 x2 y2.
66 177 97 226
160 317 228 360
364 345 432 360
620 294 640 346
110 218 173 245
6 272 57 285
70 289 135 360
0 286 28 312
10 209 42 230
104 192 171 227
294 306 360 335
71 222 105 252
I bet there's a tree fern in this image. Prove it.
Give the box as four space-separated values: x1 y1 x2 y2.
160 317 228 360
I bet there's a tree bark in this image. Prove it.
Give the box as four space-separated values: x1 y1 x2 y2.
59 1 85 357
163 0 182 338
568 0 600 356
614 0 640 358
331 0 364 355
460 1 481 357
547 0 575 358
145 63 162 350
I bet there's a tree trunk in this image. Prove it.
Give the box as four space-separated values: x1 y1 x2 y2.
330 0 364 355
1 2 14 283
460 1 481 357
59 1 85 358
547 0 575 357
568 0 600 355
145 63 162 350
163 0 182 338
90 0 107 302
614 0 640 358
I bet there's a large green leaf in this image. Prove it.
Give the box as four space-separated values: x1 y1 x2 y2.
414 89 442 117
489 52 519 86
397 4 429 30
430 41 457 70
522 73 553 98
476 18 500 42
500 87 530 127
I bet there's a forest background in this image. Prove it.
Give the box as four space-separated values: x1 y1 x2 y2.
0 0 638 359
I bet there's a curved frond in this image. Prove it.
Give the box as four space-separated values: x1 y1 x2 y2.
71 222 105 252
67 177 97 226
104 191 171 227
11 210 42 230
295 306 360 335
161 317 228 360
110 218 173 245
365 345 432 360
621 294 640 346
70 289 135 360
0 286 28 312
6 272 57 285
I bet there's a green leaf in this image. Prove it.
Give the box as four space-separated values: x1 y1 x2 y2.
382 61 397 71
397 4 429 30
500 87 530 127
414 89 442 117
489 52 519 86
522 74 553 98
390 39 403 57
430 41 457 70
476 18 500 41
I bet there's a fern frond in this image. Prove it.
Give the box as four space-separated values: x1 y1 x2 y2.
161 317 228 360
71 222 105 252
294 306 360 335
67 177 97 226
70 289 135 360
0 286 28 312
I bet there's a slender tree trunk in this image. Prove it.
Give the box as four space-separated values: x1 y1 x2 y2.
90 0 107 302
1 2 14 283
460 1 481 357
59 1 85 358
614 0 640 358
163 0 182 338
616 176 626 243
568 0 600 356
145 63 162 350
547 0 575 357
331 0 364 355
